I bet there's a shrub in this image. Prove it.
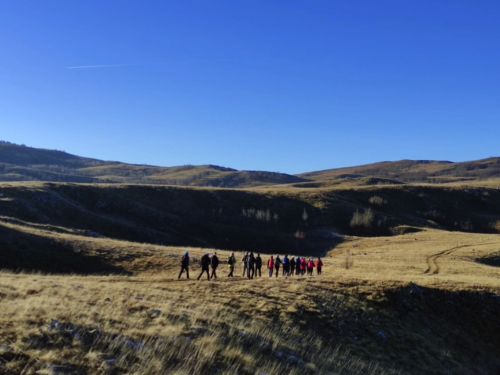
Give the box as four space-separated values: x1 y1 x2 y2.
490 220 500 233
368 196 387 206
343 255 354 269
422 210 443 219
350 208 374 228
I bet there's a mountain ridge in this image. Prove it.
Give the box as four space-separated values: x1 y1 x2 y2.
1 141 500 187
0 141 306 187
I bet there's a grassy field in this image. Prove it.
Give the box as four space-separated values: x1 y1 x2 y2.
2 139 500 375
1 178 500 374
1 228 499 375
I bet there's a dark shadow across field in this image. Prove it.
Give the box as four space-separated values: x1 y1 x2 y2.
0 224 130 275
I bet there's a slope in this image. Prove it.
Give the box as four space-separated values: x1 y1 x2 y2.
0 142 306 187
298 158 500 184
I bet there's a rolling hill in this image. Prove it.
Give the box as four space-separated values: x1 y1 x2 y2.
298 158 500 184
1 181 500 274
2 141 500 187
0 141 305 187
1 142 500 374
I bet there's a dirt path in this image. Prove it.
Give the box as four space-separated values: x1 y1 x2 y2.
424 242 498 275
424 245 470 275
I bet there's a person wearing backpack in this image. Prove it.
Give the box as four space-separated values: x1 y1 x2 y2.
290 256 296 276
307 258 315 276
210 252 219 279
255 253 262 277
242 252 249 277
197 253 211 281
282 254 290 276
227 252 236 277
247 252 256 279
274 255 281 277
178 251 190 279
300 257 307 275
267 255 275 277
316 257 323 275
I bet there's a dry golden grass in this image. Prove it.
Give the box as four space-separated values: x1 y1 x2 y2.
0 271 403 375
330 228 500 291
1 209 500 375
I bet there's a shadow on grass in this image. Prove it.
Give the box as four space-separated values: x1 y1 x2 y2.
365 283 500 375
0 225 131 275
475 255 500 267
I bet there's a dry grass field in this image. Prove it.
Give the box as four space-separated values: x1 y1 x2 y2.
1 228 499 375
1 170 500 374
331 229 500 290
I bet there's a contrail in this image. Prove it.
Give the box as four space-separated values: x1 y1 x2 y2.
66 59 250 69
66 63 147 69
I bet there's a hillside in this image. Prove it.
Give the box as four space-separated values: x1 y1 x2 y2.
298 158 500 184
1 182 500 274
1 180 500 374
3 141 500 188
0 142 305 187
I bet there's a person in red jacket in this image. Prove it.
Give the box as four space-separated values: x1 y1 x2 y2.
267 256 275 277
316 257 323 275
307 258 315 276
300 257 307 275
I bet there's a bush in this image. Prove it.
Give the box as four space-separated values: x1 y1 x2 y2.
343 255 354 269
490 220 500 233
368 196 387 206
350 208 374 228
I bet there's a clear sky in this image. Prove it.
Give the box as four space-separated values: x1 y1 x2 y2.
1 1 499 174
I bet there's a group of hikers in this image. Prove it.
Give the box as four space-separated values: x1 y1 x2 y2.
178 251 323 281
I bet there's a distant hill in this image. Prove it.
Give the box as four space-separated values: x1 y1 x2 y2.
0 141 306 187
2 141 500 187
298 158 500 184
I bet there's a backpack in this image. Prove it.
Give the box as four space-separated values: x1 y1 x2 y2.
181 255 189 266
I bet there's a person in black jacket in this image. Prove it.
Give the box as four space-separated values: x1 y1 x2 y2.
210 252 219 279
274 254 281 277
290 256 296 276
178 251 190 279
255 253 262 277
197 253 211 281
247 252 256 279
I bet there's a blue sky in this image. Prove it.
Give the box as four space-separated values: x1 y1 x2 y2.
1 1 499 174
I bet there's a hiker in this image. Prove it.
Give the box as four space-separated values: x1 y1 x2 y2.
275 254 281 277
316 257 323 275
178 251 190 279
295 256 301 275
290 256 296 276
267 255 275 277
247 252 256 279
307 258 315 276
282 254 290 276
210 252 219 279
300 257 307 275
242 252 249 277
197 253 211 281
227 252 236 277
255 253 262 277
